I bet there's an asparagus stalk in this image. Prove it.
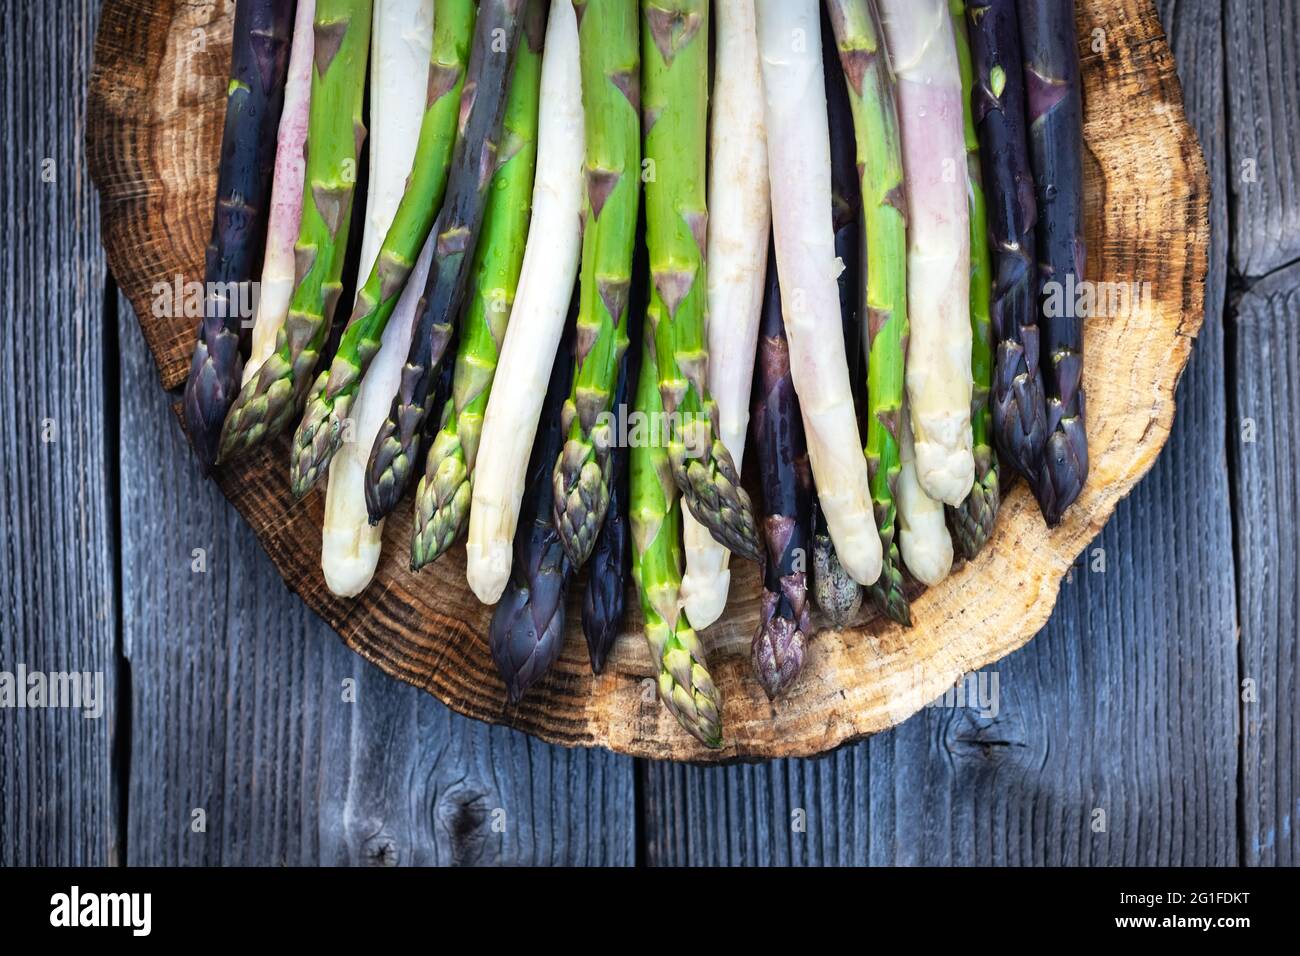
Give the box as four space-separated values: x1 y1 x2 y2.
946 0 1001 558
364 0 528 521
755 0 882 586
897 396 954 585
581 322 638 674
244 0 317 387
489 297 576 703
1018 0 1088 525
290 0 476 496
183 0 295 469
465 0 585 605
678 0 770 629
411 4 545 569
879 0 975 508
551 0 642 569
816 5 869 626
642 0 763 566
217 0 373 463
826 0 910 625
751 243 811 698
630 322 722 748
316 0 435 597
967 0 1045 486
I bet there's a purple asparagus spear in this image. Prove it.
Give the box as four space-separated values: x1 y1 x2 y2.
1018 0 1087 524
751 242 813 699
182 0 296 470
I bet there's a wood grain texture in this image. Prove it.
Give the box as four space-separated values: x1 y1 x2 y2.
87 0 1210 761
1232 263 1300 867
1224 0 1300 278
119 297 634 865
642 0 1239 865
0 0 118 867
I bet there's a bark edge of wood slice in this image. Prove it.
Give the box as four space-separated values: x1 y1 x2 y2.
87 0 1210 762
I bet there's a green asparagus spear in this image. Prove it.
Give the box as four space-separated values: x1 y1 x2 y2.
551 0 642 568
411 7 544 568
630 323 722 749
288 0 477 494
825 0 910 625
217 0 373 463
947 0 1000 558
641 0 761 564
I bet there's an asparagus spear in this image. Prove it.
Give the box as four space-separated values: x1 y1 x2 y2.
489 295 576 704
678 0 770 629
642 0 763 566
551 0 642 568
183 0 295 469
217 0 373 464
630 322 722 748
898 395 954 585
755 0 882 587
1018 0 1088 525
967 0 1046 491
581 324 637 674
826 0 910 625
411 3 545 569
946 0 1000 559
751 243 811 699
316 0 434 598
364 0 527 521
244 0 317 387
466 0 585 605
879 0 975 508
816 4 869 626
289 0 476 496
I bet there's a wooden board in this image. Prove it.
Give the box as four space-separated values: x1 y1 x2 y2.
0 0 119 867
1232 263 1300 867
86 0 1210 761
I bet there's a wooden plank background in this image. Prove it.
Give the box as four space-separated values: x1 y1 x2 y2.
0 0 1293 865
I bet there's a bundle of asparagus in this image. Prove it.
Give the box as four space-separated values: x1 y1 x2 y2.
180 0 1095 743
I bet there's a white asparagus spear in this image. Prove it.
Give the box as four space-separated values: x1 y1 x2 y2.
243 0 316 384
754 0 881 587
897 397 953 585
680 0 771 630
320 0 434 598
466 0 584 605
878 0 974 506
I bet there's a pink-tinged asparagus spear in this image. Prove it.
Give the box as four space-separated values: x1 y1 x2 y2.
878 0 975 508
244 0 317 386
754 0 882 587
465 0 585 605
679 0 771 630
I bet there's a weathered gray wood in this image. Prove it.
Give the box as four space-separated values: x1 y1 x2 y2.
1225 0 1300 277
1232 262 1300 867
643 0 1238 866
0 0 118 867
117 299 636 865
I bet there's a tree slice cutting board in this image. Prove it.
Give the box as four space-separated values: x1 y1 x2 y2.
87 0 1209 761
